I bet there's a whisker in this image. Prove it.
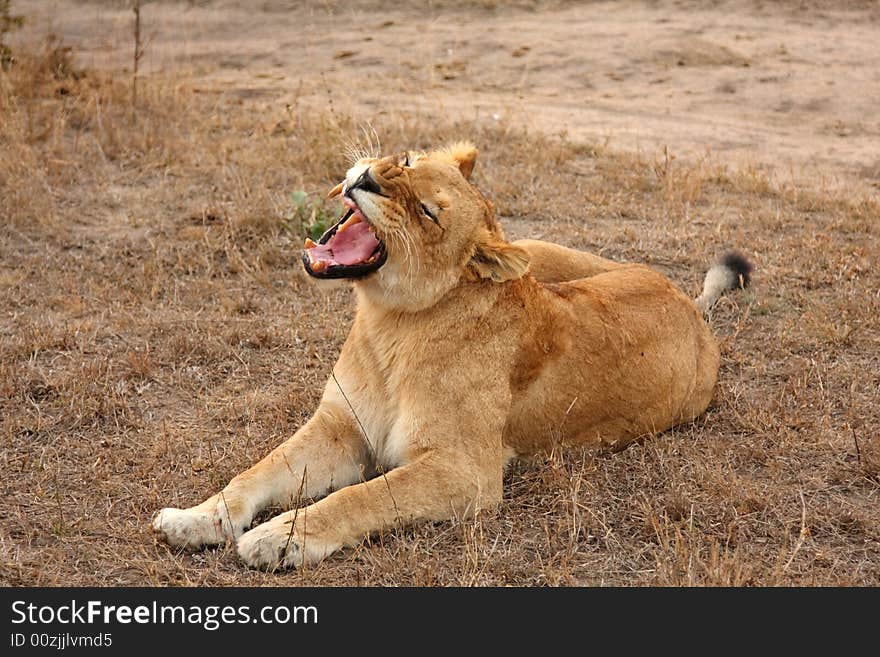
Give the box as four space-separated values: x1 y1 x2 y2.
393 225 420 289
341 135 360 164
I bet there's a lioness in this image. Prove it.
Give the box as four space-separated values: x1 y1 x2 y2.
152 142 751 569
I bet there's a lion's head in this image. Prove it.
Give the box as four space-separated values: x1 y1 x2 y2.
303 142 530 311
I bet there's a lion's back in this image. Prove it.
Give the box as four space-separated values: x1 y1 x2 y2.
503 267 718 453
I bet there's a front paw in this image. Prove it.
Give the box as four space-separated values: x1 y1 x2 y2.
151 506 227 549
152 493 254 549
236 516 303 571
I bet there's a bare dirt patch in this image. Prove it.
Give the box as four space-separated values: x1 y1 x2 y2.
1 1 878 586
19 0 880 190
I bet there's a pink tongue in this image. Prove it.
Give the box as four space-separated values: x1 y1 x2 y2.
307 221 380 267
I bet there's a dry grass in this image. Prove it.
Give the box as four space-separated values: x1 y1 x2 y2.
1 32 878 587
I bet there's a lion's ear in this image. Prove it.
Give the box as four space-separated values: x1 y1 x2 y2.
469 235 530 283
435 141 478 180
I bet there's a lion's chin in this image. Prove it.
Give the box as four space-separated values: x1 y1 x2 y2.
302 206 387 279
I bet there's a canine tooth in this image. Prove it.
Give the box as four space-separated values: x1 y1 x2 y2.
311 260 328 272
337 213 362 234
304 237 317 248
327 181 345 199
307 250 321 267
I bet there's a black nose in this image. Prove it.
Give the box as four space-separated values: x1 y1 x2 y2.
348 168 384 196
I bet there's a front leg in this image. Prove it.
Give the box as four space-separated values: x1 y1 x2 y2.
237 450 501 569
151 401 369 549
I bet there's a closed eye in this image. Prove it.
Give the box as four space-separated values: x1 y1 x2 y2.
420 202 439 224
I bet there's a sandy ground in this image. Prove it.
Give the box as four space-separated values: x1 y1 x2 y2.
18 0 880 190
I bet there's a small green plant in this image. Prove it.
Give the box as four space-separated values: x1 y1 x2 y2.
0 0 25 70
283 190 340 241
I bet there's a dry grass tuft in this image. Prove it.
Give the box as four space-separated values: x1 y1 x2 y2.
1 35 877 586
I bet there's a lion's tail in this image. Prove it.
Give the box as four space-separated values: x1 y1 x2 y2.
694 251 753 313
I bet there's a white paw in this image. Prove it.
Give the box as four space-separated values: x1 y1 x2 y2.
151 505 227 549
236 515 304 571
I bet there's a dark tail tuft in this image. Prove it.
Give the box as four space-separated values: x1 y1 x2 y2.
720 251 753 289
695 250 754 313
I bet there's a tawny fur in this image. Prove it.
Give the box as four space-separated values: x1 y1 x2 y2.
152 143 742 570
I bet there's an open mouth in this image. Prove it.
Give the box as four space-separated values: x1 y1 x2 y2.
302 201 387 279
